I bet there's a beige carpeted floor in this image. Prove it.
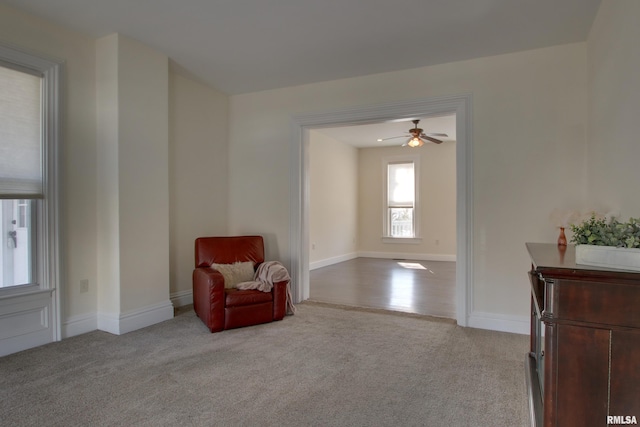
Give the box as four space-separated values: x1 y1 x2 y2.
0 303 529 426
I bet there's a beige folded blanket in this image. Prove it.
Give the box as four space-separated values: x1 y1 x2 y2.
236 261 296 314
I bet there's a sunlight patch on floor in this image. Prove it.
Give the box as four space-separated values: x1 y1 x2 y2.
397 261 427 270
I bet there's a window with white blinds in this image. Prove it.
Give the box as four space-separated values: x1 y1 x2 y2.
387 162 415 208
0 43 60 354
0 64 43 199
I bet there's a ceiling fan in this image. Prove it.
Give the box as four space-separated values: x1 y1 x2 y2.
377 119 448 147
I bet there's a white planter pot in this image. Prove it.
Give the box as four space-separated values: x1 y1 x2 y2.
575 244 640 271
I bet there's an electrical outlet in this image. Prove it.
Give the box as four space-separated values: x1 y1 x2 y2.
80 279 89 293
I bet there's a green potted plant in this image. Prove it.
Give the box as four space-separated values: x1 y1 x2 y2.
570 214 640 271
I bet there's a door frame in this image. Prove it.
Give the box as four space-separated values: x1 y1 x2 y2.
290 93 473 327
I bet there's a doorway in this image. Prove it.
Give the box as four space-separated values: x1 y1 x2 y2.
290 94 473 327
307 115 457 317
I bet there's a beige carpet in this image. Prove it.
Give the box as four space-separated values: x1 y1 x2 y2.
0 303 528 426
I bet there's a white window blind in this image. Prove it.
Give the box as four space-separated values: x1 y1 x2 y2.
387 162 415 208
0 64 43 199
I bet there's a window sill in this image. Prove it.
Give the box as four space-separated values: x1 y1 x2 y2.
381 237 423 244
0 284 50 300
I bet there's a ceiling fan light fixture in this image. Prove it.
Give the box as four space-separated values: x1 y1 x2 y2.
407 137 423 148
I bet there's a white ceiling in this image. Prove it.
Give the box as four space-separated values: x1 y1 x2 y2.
0 0 601 95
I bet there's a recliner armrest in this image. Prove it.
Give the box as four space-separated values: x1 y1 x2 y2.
193 267 225 292
272 280 288 321
193 267 226 332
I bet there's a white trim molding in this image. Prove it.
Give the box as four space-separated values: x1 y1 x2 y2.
97 300 174 335
291 93 473 327
170 289 193 307
62 292 194 338
309 252 359 271
62 312 98 338
358 252 457 262
0 289 54 357
468 311 529 335
381 237 423 244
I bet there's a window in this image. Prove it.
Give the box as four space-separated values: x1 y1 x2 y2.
0 44 60 294
0 63 41 288
0 44 61 353
384 157 420 241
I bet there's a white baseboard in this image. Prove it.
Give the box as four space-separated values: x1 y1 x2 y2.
62 312 98 338
467 311 529 335
171 289 193 307
97 300 174 335
357 251 457 262
309 252 358 270
310 252 456 270
67 295 189 339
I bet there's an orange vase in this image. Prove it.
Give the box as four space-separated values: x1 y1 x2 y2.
557 227 567 246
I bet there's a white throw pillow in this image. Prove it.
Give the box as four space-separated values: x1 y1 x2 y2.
210 261 255 289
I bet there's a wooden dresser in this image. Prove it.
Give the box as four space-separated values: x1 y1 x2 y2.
526 243 640 427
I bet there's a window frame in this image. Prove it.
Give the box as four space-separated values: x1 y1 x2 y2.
0 43 62 335
382 154 422 244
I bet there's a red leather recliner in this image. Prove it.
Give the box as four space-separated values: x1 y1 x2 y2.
192 236 288 332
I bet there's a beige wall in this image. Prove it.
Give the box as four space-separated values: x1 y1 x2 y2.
169 67 229 300
95 33 172 332
587 0 640 217
0 4 230 335
117 35 170 314
229 42 588 322
95 34 120 316
358 142 456 258
309 131 358 266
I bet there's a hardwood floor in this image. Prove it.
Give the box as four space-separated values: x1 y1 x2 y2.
309 257 456 319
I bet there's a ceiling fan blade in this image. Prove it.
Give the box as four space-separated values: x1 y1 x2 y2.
377 135 407 141
424 133 448 137
421 135 443 144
